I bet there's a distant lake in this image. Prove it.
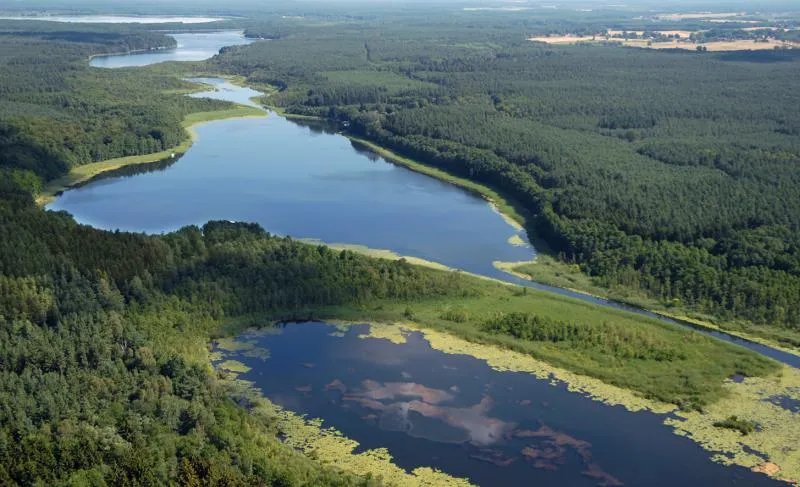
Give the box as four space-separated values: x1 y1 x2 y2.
216 322 785 487
90 31 252 68
0 15 224 23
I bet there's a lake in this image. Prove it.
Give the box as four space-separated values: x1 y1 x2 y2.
216 322 785 487
48 79 534 279
64 31 535 279
90 31 252 68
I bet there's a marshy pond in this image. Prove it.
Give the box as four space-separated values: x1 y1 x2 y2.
215 322 786 486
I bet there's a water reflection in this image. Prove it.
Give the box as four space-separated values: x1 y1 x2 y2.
340 380 511 445
215 323 784 487
289 118 343 136
350 140 385 162
69 157 179 191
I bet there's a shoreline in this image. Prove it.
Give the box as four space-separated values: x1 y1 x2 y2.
262 107 528 229
346 136 529 230
88 46 169 62
299 238 517 287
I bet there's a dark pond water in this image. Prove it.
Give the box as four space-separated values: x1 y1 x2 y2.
217 322 783 487
90 31 251 68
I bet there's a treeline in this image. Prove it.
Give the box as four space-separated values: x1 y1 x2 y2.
211 17 800 341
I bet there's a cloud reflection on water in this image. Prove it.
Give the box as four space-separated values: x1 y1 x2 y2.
334 379 514 446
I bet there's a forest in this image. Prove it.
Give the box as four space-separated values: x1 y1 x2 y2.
0 8 797 485
209 14 800 346
0 20 232 185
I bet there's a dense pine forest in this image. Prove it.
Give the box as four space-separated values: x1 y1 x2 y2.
209 15 800 345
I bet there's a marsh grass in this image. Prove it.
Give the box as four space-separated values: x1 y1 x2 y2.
666 367 800 484
233 381 474 486
713 415 757 435
219 359 252 373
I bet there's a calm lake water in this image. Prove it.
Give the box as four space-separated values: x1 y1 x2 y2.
216 323 784 487
90 31 251 68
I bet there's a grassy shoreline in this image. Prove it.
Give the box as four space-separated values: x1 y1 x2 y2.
36 105 265 206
